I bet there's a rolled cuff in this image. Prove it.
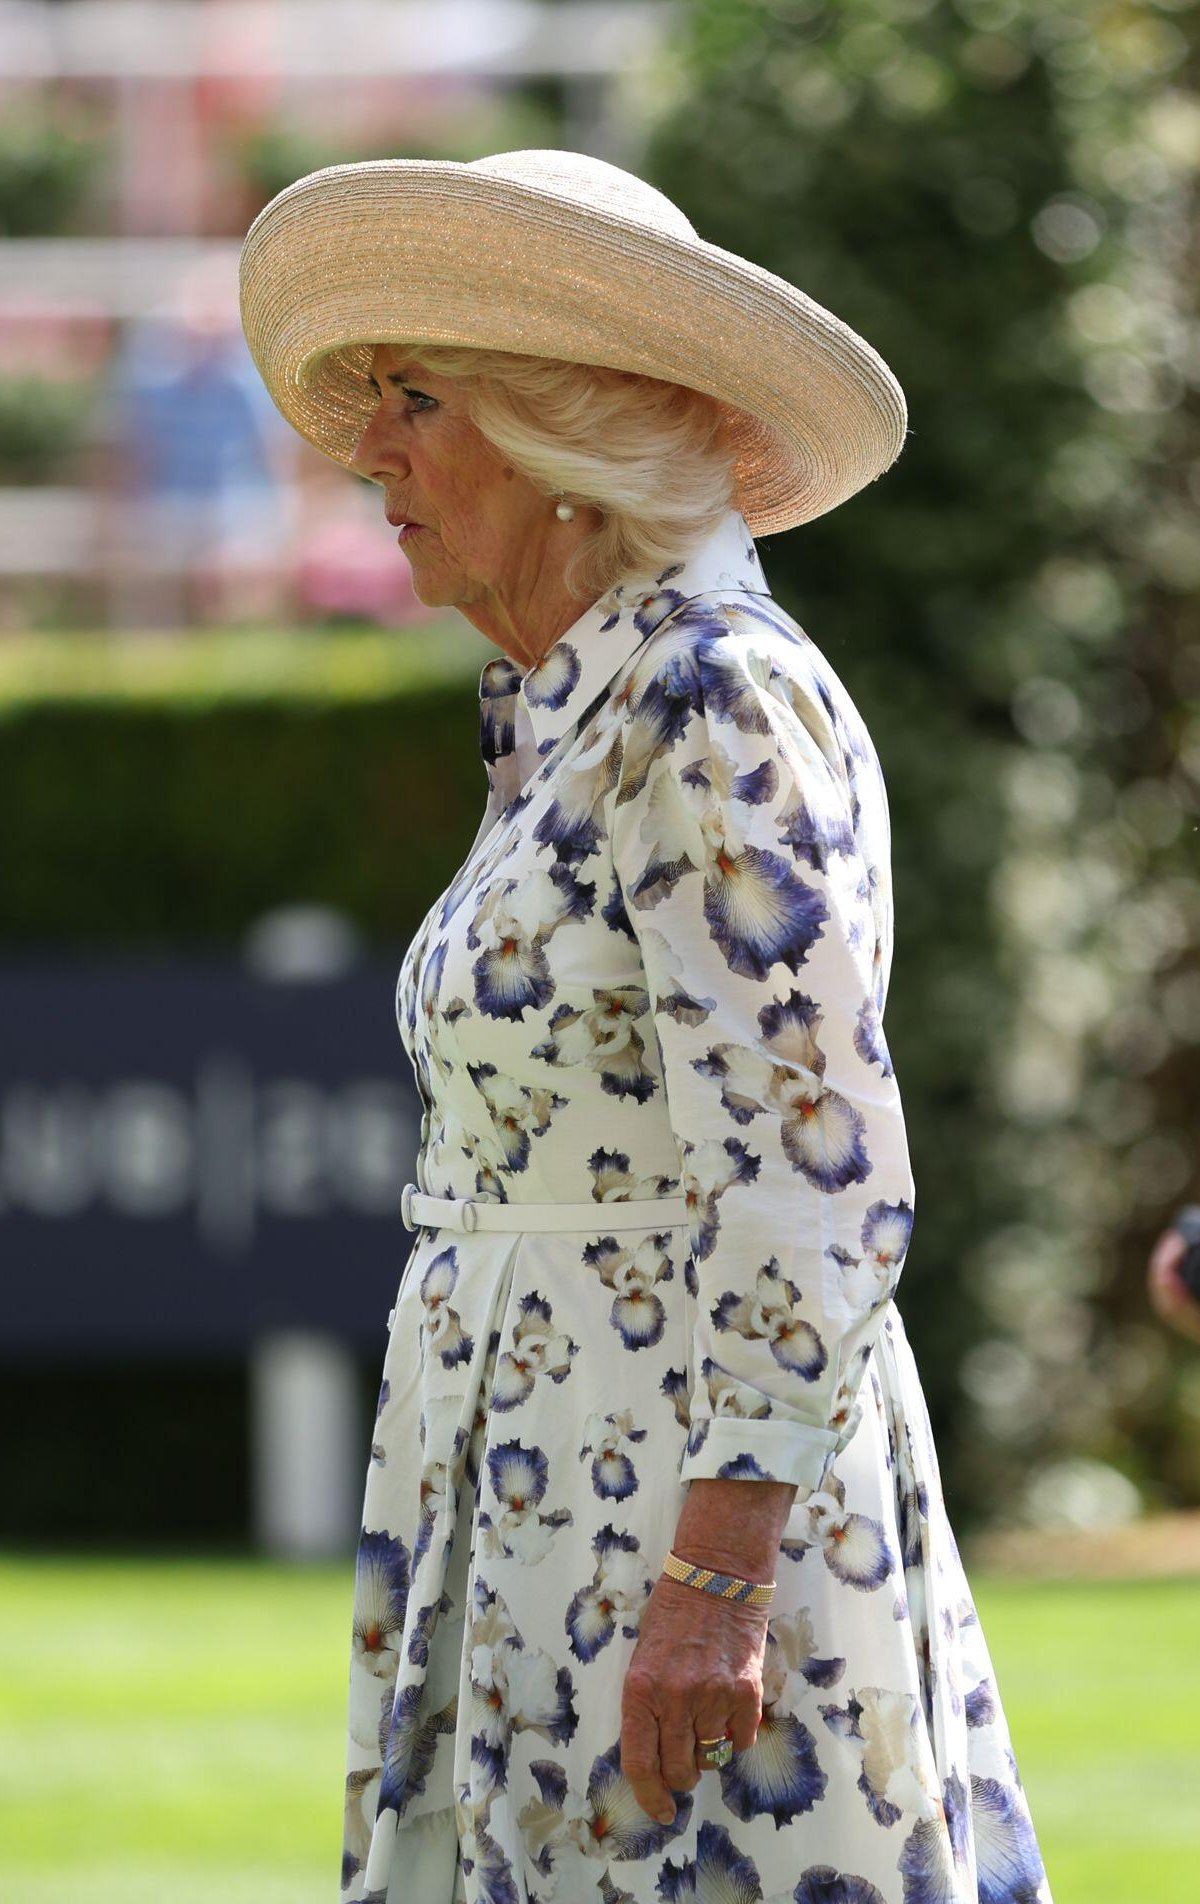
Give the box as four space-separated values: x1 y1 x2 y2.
679 1415 843 1491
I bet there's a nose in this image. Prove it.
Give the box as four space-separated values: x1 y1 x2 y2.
348 408 409 481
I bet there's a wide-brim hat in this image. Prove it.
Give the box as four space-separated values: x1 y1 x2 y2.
239 148 908 535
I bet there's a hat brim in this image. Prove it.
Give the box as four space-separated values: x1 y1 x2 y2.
239 160 908 535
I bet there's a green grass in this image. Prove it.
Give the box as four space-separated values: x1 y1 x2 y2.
0 1557 1195 1902
967 1573 1200 1902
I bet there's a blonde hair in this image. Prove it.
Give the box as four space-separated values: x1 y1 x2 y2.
373 340 738 602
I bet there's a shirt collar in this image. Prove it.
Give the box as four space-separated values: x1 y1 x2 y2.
478 506 770 796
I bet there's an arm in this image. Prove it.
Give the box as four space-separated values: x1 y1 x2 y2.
609 608 915 1495
611 607 915 1818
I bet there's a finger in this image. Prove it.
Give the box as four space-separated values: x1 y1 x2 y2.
660 1708 711 1794
619 1701 675 1825
725 1670 764 1754
1149 1230 1187 1280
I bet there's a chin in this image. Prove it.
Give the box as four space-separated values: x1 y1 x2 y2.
405 570 443 607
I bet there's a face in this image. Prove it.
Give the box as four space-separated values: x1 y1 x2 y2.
348 342 562 618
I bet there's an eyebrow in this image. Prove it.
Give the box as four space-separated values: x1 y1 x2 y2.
366 367 424 391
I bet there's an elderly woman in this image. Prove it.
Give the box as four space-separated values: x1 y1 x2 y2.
240 151 1051 1904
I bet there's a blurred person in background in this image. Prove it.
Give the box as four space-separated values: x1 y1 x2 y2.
96 253 296 628
1147 1207 1200 1346
240 150 1054 1904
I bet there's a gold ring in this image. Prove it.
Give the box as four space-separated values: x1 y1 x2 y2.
696 1734 733 1768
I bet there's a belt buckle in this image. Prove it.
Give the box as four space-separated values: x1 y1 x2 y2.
401 1182 416 1230
457 1198 478 1233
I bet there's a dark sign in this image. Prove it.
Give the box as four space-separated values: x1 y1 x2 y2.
0 957 419 1360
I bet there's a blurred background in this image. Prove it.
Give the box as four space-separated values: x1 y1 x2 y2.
1 2 1198 1900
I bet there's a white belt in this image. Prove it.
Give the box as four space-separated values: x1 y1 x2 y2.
400 1181 688 1234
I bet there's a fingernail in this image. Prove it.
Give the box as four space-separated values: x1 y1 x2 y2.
657 1806 675 1825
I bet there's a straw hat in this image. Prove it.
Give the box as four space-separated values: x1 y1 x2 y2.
238 148 908 535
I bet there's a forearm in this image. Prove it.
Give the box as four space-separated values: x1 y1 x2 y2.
670 1476 799 1582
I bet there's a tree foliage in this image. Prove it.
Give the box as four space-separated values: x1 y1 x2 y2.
642 0 1200 1525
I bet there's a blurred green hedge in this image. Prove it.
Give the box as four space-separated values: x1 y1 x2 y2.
0 625 488 948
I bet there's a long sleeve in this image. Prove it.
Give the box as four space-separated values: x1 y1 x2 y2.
607 610 916 1493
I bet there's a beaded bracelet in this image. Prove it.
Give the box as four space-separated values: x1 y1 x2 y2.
661 1549 775 1607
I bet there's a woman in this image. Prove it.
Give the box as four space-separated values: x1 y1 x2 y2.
240 150 1052 1904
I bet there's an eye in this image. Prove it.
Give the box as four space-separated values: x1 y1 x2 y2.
402 385 437 410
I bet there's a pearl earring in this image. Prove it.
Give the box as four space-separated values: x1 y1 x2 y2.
555 496 576 521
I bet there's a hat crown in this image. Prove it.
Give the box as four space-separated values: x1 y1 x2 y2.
466 148 699 242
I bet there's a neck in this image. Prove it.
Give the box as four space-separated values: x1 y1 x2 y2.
456 510 601 668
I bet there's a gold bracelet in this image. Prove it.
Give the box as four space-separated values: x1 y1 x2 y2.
661 1549 775 1607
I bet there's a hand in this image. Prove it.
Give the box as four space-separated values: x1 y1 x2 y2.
620 1571 769 1825
1148 1225 1200 1346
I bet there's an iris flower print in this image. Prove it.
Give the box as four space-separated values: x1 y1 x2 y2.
943 1768 972 1874
490 1292 578 1411
469 1061 566 1174
693 990 871 1193
578 1406 647 1500
534 712 623 866
418 1248 474 1370
582 1231 676 1350
586 1144 682 1204
716 1451 778 1480
828 1200 915 1316
531 986 659 1102
406 1586 452 1670
820 1687 945 1828
711 1255 829 1379
479 1439 573 1566
897 1811 964 1904
966 1679 997 1730
341 1765 381 1894
468 1578 578 1795
761 1606 847 1709
418 936 460 1081
593 557 687 646
660 1365 691 1429
775 743 858 874
518 1739 691 1889
966 1775 1047 1904
565 1523 653 1662
854 996 895 1077
612 617 724 799
781 1474 895 1593
468 866 593 1020
682 1134 761 1261
616 602 789 803
656 1818 764 1902
703 1356 775 1421
794 1870 887 1904
625 733 831 982
683 1361 773 1474
596 1874 639 1904
378 1680 457 1816
479 652 522 764
522 631 582 712
456 1790 521 1904
625 920 717 1025
370 1375 390 1466
347 1527 411 1751
411 1456 448 1567
716 1707 829 1829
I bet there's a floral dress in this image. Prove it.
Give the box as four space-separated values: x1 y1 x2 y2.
340 507 1053 1904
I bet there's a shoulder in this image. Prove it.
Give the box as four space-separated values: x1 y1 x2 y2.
620 588 871 791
